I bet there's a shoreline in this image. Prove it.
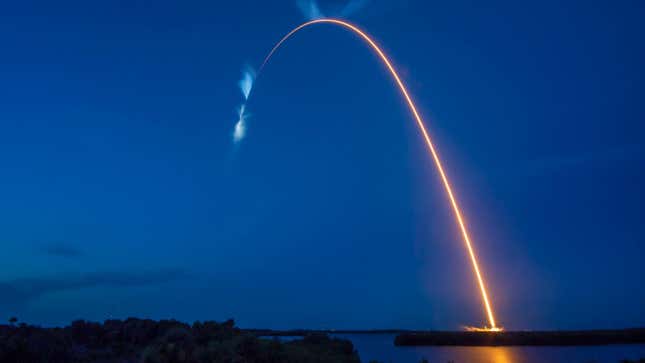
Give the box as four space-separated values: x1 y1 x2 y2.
394 329 645 346
246 328 645 347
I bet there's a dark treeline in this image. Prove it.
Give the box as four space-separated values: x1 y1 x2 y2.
3 318 644 362
0 318 359 363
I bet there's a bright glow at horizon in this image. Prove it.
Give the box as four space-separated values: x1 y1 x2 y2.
465 326 504 332
251 18 501 330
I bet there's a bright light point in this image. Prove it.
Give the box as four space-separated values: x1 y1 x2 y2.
464 326 504 332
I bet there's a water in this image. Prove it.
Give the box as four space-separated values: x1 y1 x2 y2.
333 334 645 363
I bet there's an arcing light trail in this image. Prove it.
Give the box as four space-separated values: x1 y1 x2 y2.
242 18 501 331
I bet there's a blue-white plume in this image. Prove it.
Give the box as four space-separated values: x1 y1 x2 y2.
340 0 370 17
297 0 369 20
297 0 324 20
238 66 255 100
233 66 256 144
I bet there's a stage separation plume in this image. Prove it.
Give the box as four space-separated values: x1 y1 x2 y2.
297 0 324 20
296 0 369 20
232 66 255 144
233 104 248 143
340 0 370 17
243 18 502 331
239 65 256 99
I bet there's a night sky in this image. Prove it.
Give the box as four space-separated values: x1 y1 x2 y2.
1 0 643 330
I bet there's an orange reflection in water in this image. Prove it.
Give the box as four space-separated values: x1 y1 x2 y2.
489 347 517 363
414 346 519 363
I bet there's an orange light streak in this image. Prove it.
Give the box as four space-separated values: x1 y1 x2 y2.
254 18 499 331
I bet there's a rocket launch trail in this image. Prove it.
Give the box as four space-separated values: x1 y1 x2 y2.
248 18 500 331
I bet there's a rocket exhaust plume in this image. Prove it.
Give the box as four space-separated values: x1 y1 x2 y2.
297 0 324 20
340 0 370 17
297 0 369 20
233 104 248 143
232 66 255 144
239 65 256 100
239 19 502 331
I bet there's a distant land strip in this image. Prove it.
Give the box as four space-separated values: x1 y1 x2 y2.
394 329 645 346
245 329 413 337
246 328 645 346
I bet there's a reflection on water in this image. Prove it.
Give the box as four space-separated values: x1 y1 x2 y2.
489 347 515 363
411 346 518 363
334 334 645 363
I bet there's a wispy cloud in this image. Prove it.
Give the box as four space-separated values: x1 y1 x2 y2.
0 268 187 307
40 243 82 258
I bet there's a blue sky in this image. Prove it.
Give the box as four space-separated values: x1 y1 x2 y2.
0 0 643 330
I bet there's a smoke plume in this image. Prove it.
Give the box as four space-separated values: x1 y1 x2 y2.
297 0 369 19
340 0 370 17
239 65 256 100
297 0 324 20
233 66 255 144
233 104 248 143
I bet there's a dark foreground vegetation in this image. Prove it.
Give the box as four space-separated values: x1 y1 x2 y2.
395 329 645 346
0 318 360 363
